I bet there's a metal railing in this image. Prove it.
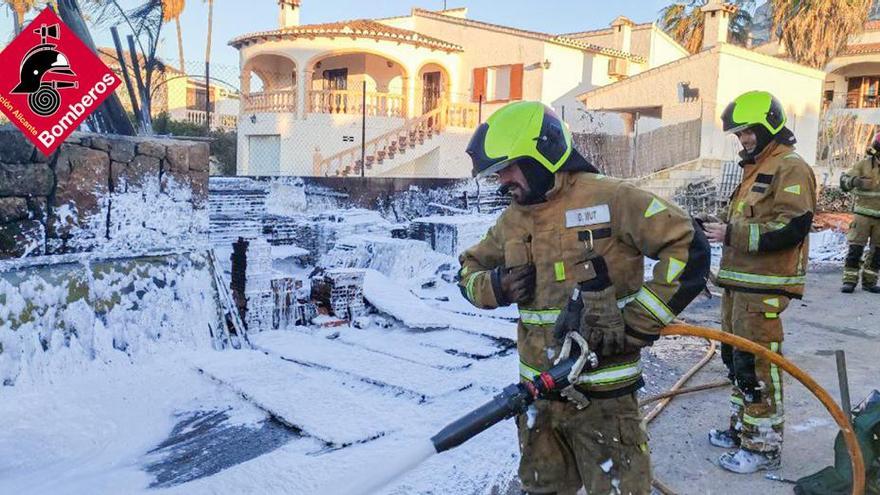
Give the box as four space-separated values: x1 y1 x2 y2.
308 89 406 117
242 89 297 113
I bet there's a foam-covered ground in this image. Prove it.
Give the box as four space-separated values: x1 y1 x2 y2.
1 188 854 494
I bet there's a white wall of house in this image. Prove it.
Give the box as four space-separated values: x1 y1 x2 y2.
236 112 406 175
390 14 547 106
377 14 415 31
383 146 443 177
580 49 718 128
378 128 473 177
366 55 406 93
643 28 691 68
580 44 824 167
166 77 189 116
713 44 825 164
246 54 297 92
309 53 406 93
311 53 365 90
541 43 596 132
854 29 880 44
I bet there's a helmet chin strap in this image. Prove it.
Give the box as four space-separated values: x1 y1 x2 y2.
500 150 599 204
518 161 556 204
745 125 773 160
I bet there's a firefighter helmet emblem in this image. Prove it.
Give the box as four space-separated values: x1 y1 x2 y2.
10 23 78 117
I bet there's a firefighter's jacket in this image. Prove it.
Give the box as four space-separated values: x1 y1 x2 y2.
719 143 817 299
841 157 880 219
458 171 710 396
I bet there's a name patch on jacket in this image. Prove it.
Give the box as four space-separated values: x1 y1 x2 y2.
565 205 610 228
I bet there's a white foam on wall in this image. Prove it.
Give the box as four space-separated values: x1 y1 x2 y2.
0 252 223 387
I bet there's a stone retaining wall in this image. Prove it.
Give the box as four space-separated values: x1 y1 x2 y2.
0 126 209 259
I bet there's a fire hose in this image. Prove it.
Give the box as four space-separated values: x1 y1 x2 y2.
657 324 865 495
430 324 865 495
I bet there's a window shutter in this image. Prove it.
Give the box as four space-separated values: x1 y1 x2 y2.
509 64 524 101
472 67 487 102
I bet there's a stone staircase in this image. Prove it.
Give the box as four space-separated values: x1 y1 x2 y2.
317 101 478 177
318 106 443 177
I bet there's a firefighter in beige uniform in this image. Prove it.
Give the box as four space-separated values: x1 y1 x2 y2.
840 132 880 293
703 91 817 474
458 101 710 494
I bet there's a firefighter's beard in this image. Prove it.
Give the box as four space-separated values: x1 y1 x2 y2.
497 165 531 204
500 180 530 204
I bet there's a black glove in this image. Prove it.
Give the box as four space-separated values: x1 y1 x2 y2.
494 264 536 305
575 255 626 357
580 289 626 356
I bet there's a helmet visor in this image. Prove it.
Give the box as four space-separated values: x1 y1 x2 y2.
475 158 514 178
725 123 753 135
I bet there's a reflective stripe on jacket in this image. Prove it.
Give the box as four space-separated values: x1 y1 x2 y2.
457 171 710 395
720 143 817 298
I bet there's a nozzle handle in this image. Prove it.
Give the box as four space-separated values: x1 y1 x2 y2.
429 357 579 455
430 383 530 453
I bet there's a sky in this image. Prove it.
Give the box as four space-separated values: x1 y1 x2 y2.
1 0 672 70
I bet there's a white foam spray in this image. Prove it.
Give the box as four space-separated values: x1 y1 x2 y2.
332 439 437 495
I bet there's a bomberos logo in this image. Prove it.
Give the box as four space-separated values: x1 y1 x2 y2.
11 22 79 117
0 7 121 155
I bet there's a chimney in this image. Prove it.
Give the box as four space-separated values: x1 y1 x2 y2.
610 16 635 54
279 0 301 28
700 0 737 50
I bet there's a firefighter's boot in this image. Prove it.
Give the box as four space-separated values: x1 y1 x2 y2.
708 428 741 449
718 448 781 474
842 244 864 293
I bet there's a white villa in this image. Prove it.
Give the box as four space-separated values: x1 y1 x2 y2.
229 1 691 177
577 0 826 191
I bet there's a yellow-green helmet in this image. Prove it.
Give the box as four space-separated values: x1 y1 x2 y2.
466 101 572 177
721 91 786 135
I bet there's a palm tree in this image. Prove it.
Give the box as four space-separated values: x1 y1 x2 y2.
161 0 185 73
659 0 756 54
6 0 38 35
770 0 872 69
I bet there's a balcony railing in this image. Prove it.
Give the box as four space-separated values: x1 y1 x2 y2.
243 89 297 113
308 89 406 117
445 101 479 128
315 103 446 176
182 109 238 130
